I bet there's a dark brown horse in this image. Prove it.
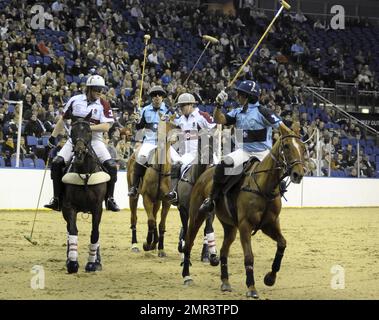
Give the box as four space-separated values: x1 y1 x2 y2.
127 113 177 257
181 124 305 298
62 112 108 273
176 136 219 266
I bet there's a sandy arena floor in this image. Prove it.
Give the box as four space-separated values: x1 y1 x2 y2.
0 207 378 300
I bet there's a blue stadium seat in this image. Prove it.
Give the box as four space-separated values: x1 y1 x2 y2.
26 136 38 146
11 158 23 167
35 158 45 169
23 158 35 168
0 157 5 167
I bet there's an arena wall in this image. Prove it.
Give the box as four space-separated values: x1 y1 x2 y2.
0 169 378 209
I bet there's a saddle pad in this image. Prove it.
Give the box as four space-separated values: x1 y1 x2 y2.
62 172 110 186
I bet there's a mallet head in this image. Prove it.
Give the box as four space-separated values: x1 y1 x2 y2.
24 235 37 246
144 34 151 43
280 0 291 10
202 35 219 44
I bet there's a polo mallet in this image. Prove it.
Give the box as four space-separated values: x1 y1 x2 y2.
137 34 151 111
228 0 291 88
174 35 219 103
24 157 50 245
183 35 219 86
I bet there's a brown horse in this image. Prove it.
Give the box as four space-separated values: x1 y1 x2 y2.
127 113 177 257
181 124 305 298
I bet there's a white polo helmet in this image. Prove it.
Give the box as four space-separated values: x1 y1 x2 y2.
86 75 106 88
176 93 198 105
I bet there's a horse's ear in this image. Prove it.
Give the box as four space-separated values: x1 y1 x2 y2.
169 113 177 122
84 110 93 121
291 121 301 136
63 102 74 120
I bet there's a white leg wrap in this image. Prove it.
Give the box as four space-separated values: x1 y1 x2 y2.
206 232 217 255
88 242 99 263
68 235 78 261
203 236 208 245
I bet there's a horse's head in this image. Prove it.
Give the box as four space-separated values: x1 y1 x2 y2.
71 111 92 165
278 122 305 184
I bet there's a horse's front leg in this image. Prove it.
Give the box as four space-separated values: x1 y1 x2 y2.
142 196 158 252
157 200 170 257
203 212 219 266
239 218 259 299
63 205 79 274
129 194 139 252
261 216 287 287
85 203 103 272
219 222 237 292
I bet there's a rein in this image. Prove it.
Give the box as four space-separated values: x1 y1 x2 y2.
242 134 304 200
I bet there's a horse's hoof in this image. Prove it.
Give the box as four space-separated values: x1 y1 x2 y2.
183 276 193 286
131 244 140 253
143 242 150 251
66 260 79 274
158 250 167 258
85 262 102 272
246 289 259 299
209 254 220 266
264 272 277 286
221 282 232 292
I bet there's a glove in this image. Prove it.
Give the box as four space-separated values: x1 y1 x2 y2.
216 90 228 104
47 136 56 149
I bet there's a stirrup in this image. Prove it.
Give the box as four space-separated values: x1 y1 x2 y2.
44 197 61 211
199 197 215 214
166 191 178 205
106 197 120 212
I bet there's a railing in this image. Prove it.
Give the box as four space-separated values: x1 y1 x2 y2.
303 87 379 137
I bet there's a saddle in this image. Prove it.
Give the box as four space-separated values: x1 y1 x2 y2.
61 157 110 186
221 157 260 224
62 172 110 186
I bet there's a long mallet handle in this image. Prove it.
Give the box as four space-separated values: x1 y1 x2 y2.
183 35 219 86
174 35 219 104
228 0 291 88
24 156 50 245
137 34 151 111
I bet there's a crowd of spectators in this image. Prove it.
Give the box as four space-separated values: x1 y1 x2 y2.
0 0 377 177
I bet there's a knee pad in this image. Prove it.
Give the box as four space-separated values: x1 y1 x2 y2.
51 156 65 179
103 159 117 182
171 163 182 179
136 155 148 165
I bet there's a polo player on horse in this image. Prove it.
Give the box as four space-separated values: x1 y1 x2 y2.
128 85 181 198
199 80 288 214
44 75 120 212
165 92 217 205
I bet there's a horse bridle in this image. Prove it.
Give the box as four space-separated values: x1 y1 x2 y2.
71 120 104 171
244 133 305 200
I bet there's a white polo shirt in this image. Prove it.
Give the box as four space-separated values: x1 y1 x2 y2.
175 108 216 154
63 94 114 141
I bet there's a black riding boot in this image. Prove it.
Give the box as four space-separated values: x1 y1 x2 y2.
44 156 65 211
199 162 225 214
166 163 182 206
103 159 120 212
128 162 147 198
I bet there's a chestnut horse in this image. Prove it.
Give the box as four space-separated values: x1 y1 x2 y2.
127 113 177 257
181 124 305 298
